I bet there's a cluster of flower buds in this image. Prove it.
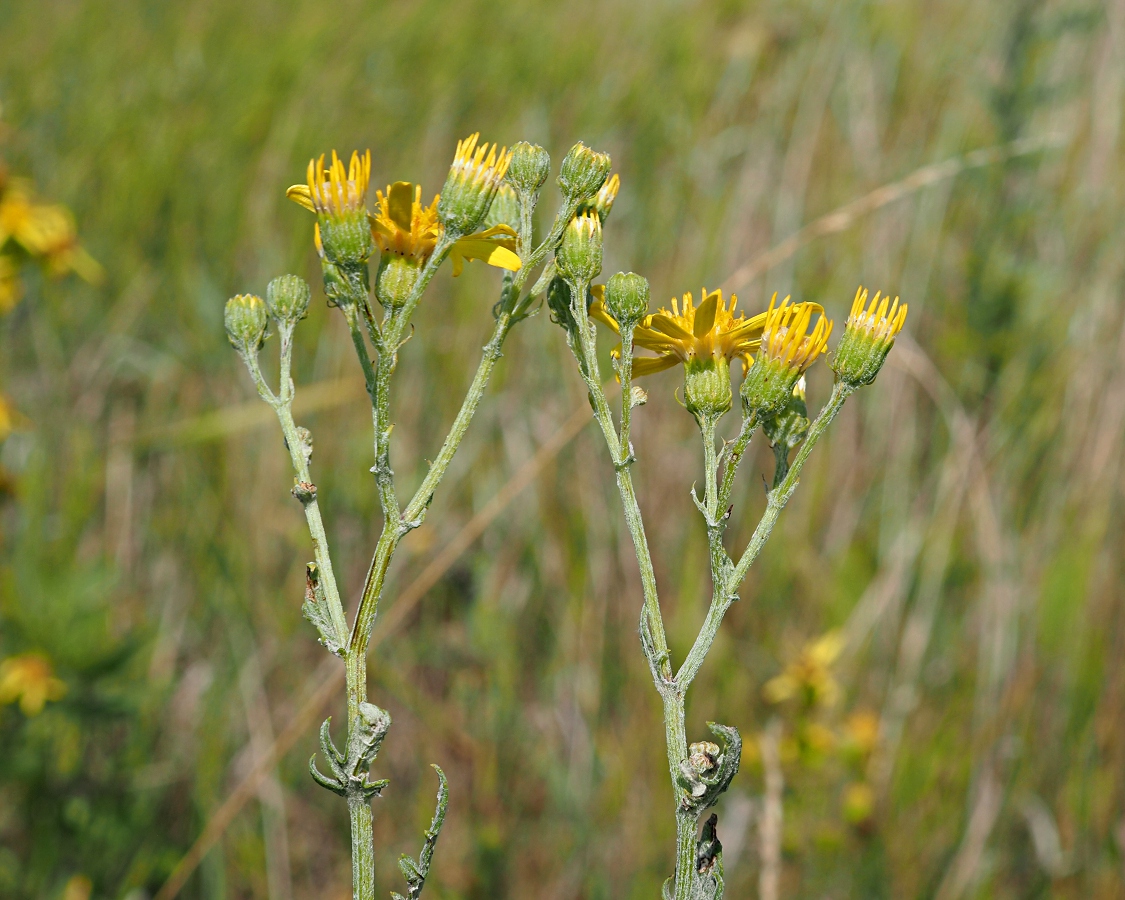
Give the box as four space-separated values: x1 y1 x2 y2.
225 273 314 357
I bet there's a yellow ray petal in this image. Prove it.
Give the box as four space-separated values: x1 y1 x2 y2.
631 355 682 377
692 291 719 337
286 184 316 212
449 239 522 275
387 182 415 231
648 314 693 341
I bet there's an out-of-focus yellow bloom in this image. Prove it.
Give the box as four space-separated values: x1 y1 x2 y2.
0 392 17 442
758 294 832 374
763 630 844 709
842 709 880 756
0 177 102 285
63 875 92 900
591 288 767 377
0 253 20 313
842 781 876 824
0 652 67 716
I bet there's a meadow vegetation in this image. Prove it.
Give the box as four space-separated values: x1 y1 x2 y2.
1 1 1123 897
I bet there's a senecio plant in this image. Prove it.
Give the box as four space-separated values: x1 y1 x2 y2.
224 131 907 899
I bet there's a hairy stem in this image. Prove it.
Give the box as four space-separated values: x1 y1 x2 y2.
677 381 852 689
349 312 514 659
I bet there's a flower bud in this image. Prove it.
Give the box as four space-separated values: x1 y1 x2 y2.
741 295 832 417
579 173 620 223
506 141 550 197
266 274 311 325
830 286 907 387
684 356 732 423
761 377 810 455
557 141 611 203
484 183 521 233
604 271 649 329
224 293 269 352
375 253 422 309
437 133 512 236
555 211 603 284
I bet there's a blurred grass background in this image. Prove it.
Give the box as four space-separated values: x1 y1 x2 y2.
1 0 1124 897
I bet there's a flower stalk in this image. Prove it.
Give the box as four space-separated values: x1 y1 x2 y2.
550 155 905 898
225 132 586 899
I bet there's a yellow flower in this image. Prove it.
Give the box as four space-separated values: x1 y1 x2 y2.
437 132 514 234
286 150 371 218
369 181 519 276
845 285 907 344
0 179 102 284
758 294 832 374
0 652 67 716
592 287 768 377
831 286 908 387
763 630 844 710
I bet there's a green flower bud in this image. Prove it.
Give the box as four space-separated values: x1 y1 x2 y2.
762 378 810 474
830 287 908 387
266 274 311 325
506 141 550 197
375 253 423 310
438 133 512 236
224 293 269 353
604 271 649 329
484 183 521 233
318 213 372 267
557 141 611 202
683 355 732 423
556 211 603 284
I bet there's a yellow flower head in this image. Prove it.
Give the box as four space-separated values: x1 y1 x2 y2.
287 150 374 265
594 288 767 377
0 652 67 716
845 286 907 344
370 182 442 262
287 150 371 218
758 294 832 374
438 133 514 235
369 181 520 279
831 286 908 387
